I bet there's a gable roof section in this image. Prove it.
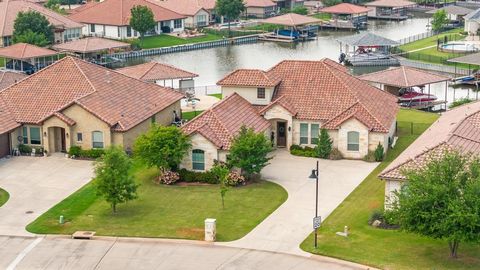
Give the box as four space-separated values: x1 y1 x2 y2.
464 8 480 21
0 56 184 133
155 0 209 16
0 95 20 134
218 69 281 88
0 70 27 90
52 37 130 53
182 93 271 149
0 43 57 60
68 0 185 26
0 0 82 38
320 3 370 14
358 66 450 88
116 61 198 81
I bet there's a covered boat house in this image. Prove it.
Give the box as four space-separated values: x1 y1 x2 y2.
319 3 371 30
337 32 399 66
0 43 58 74
364 0 416 20
358 66 450 110
259 13 321 42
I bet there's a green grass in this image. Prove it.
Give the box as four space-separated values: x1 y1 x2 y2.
312 13 332 20
27 164 287 241
301 109 480 270
182 110 204 121
208 93 222 99
140 34 224 49
398 28 463 52
0 188 9 207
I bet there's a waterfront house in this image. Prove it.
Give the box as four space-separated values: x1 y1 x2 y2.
68 0 186 40
0 0 83 47
245 0 278 19
379 101 480 209
0 56 184 156
464 8 480 35
273 0 304 10
319 3 371 30
156 0 211 28
364 0 416 20
426 6 473 27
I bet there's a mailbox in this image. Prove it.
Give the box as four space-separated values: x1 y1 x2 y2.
205 218 216 242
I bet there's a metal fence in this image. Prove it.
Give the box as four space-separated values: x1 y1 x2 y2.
396 31 434 45
397 121 433 136
191 85 221 96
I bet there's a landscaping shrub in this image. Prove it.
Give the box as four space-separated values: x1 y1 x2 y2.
363 151 376 162
68 146 105 159
289 144 302 151
374 143 385 162
317 128 333 159
329 148 343 160
156 169 180 185
226 171 246 186
178 169 219 184
449 97 473 109
68 146 81 157
368 209 399 229
290 145 317 157
18 144 32 154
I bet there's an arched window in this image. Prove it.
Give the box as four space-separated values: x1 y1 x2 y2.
192 149 205 171
92 131 104 149
347 131 360 151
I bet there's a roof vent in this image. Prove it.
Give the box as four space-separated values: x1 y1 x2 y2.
106 71 111 83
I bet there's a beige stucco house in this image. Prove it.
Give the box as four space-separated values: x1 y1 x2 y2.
245 0 278 18
0 56 183 156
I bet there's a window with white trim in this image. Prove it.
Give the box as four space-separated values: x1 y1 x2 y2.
192 149 205 170
29 127 41 145
310 124 319 144
77 133 83 143
300 123 308 145
92 131 104 148
257 88 265 99
347 131 360 151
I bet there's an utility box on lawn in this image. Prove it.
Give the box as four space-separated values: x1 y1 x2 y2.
205 218 216 242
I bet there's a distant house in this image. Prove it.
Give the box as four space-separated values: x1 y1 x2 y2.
0 56 184 156
379 102 480 209
0 0 83 47
273 0 304 10
68 0 186 40
464 8 480 35
364 0 416 20
180 93 271 171
245 0 278 18
157 0 211 28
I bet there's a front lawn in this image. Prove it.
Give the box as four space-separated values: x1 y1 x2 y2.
301 109 480 270
0 188 9 207
182 110 204 121
398 28 463 52
140 34 224 49
27 164 287 241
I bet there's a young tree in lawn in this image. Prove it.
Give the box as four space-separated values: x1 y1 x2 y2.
216 0 245 37
13 11 54 46
227 126 273 180
390 150 480 258
95 146 138 213
133 125 191 171
211 162 230 209
130 5 156 47
431 9 448 33
316 128 332 159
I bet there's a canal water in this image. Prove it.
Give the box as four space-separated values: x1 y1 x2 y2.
126 15 476 105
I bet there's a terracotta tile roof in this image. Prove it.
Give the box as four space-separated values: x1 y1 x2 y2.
68 0 185 26
52 37 130 53
259 95 298 116
155 0 209 16
117 62 198 82
245 0 276 8
265 59 398 132
379 101 480 181
358 66 450 88
0 43 58 60
364 0 416 8
320 3 370 14
182 93 270 149
0 95 20 134
0 0 83 38
0 56 184 133
217 69 281 88
262 13 322 27
52 112 76 126
0 70 27 90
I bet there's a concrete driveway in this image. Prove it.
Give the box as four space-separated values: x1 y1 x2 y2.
0 156 93 236
219 150 378 256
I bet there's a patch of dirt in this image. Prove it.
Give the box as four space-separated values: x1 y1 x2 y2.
176 227 204 239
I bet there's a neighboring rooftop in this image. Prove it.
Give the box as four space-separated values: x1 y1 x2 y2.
116 62 198 82
245 0 276 8
358 66 450 88
68 0 185 26
52 37 130 54
337 32 399 46
261 13 321 27
0 56 184 134
218 69 281 88
364 0 416 8
426 5 474 16
379 101 480 181
464 8 480 21
156 0 210 16
0 70 27 90
320 3 371 14
0 43 58 60
0 0 82 38
181 92 270 150
448 51 480 66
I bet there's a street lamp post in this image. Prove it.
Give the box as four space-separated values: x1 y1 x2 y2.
309 160 320 249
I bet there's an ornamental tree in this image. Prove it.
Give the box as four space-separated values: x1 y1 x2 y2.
317 128 332 159
390 150 480 258
431 9 448 33
227 126 273 180
13 11 54 46
95 146 138 213
216 0 245 37
13 30 49 47
130 5 156 46
211 162 230 209
133 125 191 170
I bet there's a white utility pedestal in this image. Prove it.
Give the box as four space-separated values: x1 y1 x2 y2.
205 218 216 242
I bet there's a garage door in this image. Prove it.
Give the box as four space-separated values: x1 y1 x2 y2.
0 133 10 158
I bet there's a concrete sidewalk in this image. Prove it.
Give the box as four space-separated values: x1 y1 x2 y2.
0 235 375 270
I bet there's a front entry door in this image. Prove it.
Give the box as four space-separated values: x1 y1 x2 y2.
60 128 66 152
277 122 286 147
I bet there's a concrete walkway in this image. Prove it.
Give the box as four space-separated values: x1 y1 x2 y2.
0 235 375 270
0 156 93 236
219 150 378 256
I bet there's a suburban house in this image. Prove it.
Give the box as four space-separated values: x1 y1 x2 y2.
464 8 480 35
0 0 83 47
180 93 271 171
273 0 304 10
0 56 184 157
156 0 211 28
379 101 480 209
364 0 416 20
245 0 278 19
68 0 186 40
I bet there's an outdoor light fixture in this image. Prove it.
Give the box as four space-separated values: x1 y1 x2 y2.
309 160 320 249
43 132 47 137
66 133 69 138
309 170 317 179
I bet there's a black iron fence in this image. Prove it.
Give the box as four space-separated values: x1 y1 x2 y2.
397 121 433 136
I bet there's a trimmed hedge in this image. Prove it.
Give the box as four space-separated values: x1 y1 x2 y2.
290 145 317 157
178 169 219 184
68 146 105 159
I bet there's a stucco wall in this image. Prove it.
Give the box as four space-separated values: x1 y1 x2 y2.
337 118 369 159
384 179 402 209
180 133 218 171
465 20 480 34
222 86 275 105
263 104 293 148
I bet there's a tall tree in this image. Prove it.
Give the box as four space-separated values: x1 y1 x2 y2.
227 126 273 180
390 150 480 258
95 146 138 213
13 30 49 47
317 128 332 159
216 0 245 37
133 125 191 170
130 5 156 46
431 9 448 33
13 11 54 46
